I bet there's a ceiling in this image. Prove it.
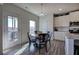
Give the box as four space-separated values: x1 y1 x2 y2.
14 3 79 16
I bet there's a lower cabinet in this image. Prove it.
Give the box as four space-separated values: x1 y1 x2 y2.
65 37 74 55
74 40 79 55
54 32 66 41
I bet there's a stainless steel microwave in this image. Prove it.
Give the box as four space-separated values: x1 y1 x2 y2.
70 22 79 26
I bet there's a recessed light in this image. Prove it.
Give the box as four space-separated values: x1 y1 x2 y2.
59 9 62 11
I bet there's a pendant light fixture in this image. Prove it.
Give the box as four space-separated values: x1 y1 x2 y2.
40 3 44 16
40 3 47 16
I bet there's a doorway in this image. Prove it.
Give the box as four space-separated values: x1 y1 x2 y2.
3 15 21 55
8 16 18 41
29 20 36 35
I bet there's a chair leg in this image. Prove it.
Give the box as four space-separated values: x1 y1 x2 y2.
39 45 41 54
28 42 31 51
49 40 51 47
34 42 38 48
39 48 40 54
45 42 47 52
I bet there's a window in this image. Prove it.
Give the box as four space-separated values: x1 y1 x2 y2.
29 20 36 35
8 16 18 41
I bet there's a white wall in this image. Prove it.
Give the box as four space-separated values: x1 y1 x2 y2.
0 5 3 54
39 14 54 40
2 4 39 51
39 16 48 33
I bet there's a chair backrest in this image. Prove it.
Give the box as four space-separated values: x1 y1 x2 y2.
38 34 47 42
38 34 44 41
47 31 52 40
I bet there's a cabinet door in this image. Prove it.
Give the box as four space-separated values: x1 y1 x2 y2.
64 15 70 26
70 11 79 22
55 15 69 27
54 17 60 27
54 32 65 41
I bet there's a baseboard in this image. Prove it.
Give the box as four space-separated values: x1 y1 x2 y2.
3 41 28 53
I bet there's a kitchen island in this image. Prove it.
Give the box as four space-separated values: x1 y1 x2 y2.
65 33 79 55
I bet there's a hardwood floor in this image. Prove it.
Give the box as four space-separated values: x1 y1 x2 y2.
3 45 21 55
3 40 65 55
21 40 65 55
48 40 65 55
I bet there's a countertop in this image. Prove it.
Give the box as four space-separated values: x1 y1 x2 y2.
66 32 79 40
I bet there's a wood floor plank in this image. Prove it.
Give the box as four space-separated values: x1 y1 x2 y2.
4 39 65 55
21 40 65 55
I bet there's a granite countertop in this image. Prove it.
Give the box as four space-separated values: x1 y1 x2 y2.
66 33 79 40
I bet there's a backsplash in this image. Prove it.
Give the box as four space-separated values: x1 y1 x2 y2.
54 27 69 32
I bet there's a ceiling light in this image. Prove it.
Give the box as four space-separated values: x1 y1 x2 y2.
40 3 47 16
59 9 62 11
40 3 44 16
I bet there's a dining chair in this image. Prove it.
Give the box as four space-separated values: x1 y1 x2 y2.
47 31 52 47
27 32 37 51
36 34 48 54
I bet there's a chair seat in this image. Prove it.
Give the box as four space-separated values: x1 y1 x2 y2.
31 39 36 42
36 40 45 44
38 42 46 45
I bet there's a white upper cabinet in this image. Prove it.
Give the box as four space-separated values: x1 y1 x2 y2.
54 15 70 27
70 11 79 22
54 11 79 27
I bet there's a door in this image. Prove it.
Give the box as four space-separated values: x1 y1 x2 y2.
3 15 22 54
29 20 36 35
7 16 22 47
8 16 18 41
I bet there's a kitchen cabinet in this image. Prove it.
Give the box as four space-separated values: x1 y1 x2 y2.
65 33 79 55
70 11 79 22
65 36 74 55
54 11 79 27
54 32 66 41
54 15 69 27
54 11 79 41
